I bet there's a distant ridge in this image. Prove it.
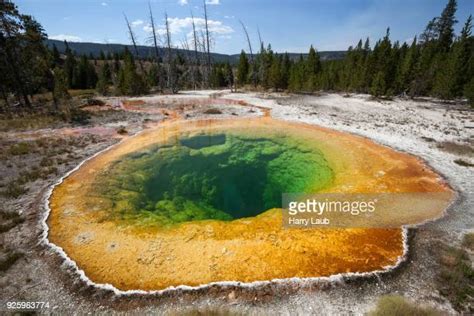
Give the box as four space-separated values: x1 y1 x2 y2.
45 39 346 64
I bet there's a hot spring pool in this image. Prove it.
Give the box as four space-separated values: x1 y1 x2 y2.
96 132 333 225
47 117 452 291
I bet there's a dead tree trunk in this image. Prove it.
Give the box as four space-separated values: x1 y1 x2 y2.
124 13 145 73
148 2 160 62
164 12 175 93
191 12 200 90
203 0 212 87
257 26 264 50
239 20 257 88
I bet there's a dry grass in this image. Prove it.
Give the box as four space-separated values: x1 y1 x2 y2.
0 209 24 233
8 142 35 155
0 115 61 132
0 135 103 199
0 247 24 272
462 233 474 251
369 295 442 316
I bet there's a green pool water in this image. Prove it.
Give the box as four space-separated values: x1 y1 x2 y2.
93 132 334 226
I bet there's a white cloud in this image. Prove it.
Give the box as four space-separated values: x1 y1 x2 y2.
143 24 153 33
178 0 188 5
145 16 233 36
206 0 220 5
224 15 234 19
101 2 108 6
131 19 144 27
49 34 82 42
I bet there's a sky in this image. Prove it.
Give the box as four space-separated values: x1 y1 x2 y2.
15 0 474 54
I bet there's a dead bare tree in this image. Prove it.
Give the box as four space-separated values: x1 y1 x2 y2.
164 12 176 93
147 2 160 62
257 26 264 50
198 29 207 88
180 36 193 88
239 20 257 87
191 12 200 89
203 0 212 87
124 13 144 72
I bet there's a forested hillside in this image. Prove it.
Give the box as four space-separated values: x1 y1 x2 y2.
1 0 472 114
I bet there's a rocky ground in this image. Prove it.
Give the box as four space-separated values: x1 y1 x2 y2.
0 91 472 315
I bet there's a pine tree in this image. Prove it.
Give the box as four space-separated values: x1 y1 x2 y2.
371 71 386 97
237 50 249 86
51 44 61 67
0 1 52 107
147 63 160 88
52 66 74 120
269 54 282 90
436 0 458 52
64 44 76 88
432 14 469 99
464 78 474 107
96 63 111 95
397 37 419 94
115 49 148 96
289 55 305 91
280 53 291 90
305 45 321 91
53 67 70 101
20 15 50 96
453 15 473 96
223 62 234 90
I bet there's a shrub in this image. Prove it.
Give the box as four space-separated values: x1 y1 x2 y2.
9 142 33 155
204 108 223 114
1 181 28 198
117 126 128 135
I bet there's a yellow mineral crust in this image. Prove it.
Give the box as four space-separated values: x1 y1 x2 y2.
47 117 453 291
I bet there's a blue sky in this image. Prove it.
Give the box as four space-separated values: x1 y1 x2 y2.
16 0 474 54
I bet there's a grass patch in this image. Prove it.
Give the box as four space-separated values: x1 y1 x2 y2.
369 295 442 316
1 181 28 198
462 233 474 251
9 142 34 155
436 242 474 312
0 115 61 132
0 248 24 272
